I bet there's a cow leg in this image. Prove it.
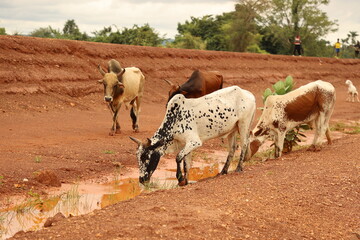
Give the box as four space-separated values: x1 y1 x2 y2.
109 104 121 135
356 93 360 102
274 131 286 158
131 96 141 132
176 140 202 186
309 113 325 151
235 130 250 172
130 105 139 132
220 132 237 174
183 154 192 184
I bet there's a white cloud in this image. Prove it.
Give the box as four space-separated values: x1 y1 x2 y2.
0 0 359 43
0 0 236 37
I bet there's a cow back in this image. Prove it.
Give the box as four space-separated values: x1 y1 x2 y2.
115 67 145 105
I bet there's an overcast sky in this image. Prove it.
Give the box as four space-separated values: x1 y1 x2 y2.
0 0 359 44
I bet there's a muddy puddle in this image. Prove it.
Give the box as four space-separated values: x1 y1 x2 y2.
0 156 223 239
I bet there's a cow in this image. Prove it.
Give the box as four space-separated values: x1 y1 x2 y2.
164 69 223 103
345 79 359 102
130 86 256 186
97 59 145 135
249 80 336 159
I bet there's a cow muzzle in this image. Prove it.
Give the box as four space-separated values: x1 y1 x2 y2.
139 176 150 185
104 96 113 102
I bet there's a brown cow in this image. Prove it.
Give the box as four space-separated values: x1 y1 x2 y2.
164 70 223 103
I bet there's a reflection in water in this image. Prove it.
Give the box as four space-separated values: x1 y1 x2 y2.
0 162 220 239
101 178 142 208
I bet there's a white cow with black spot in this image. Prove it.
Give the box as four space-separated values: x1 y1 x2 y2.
130 86 256 186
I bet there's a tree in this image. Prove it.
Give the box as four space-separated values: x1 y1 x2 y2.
262 0 338 56
176 13 232 51
340 31 359 58
62 19 88 40
167 32 206 50
0 27 6 35
92 24 164 47
229 0 269 52
30 26 62 38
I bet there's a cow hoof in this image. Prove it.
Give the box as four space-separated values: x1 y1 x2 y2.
307 145 321 152
178 179 188 186
109 132 116 136
220 170 228 175
133 128 139 133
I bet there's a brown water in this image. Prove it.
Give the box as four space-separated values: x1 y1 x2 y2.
0 159 222 239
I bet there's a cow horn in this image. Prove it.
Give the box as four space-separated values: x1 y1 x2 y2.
163 79 175 86
98 64 106 76
117 68 126 78
129 136 142 146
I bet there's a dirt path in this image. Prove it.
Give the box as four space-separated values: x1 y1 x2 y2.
0 35 360 239
10 134 360 240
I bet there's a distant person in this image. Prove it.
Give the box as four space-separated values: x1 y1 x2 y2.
334 39 341 57
354 41 360 58
293 34 302 56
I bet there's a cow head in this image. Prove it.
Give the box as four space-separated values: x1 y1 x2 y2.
130 137 164 184
163 79 187 103
98 64 125 102
248 128 267 158
345 79 352 86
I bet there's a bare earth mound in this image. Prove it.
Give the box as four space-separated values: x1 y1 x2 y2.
0 35 359 239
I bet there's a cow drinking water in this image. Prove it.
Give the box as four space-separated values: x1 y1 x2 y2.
97 59 145 135
130 86 256 186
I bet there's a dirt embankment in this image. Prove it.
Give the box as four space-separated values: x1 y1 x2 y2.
1 35 360 99
0 35 360 240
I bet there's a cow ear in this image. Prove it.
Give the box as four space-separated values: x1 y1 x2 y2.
254 128 263 137
117 69 126 81
98 79 104 84
98 64 106 76
145 138 152 147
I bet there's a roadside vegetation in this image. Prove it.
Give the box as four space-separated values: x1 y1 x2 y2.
1 0 359 58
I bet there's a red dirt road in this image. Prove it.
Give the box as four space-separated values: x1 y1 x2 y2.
0 35 359 239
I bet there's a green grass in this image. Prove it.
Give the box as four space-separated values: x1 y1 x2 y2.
331 122 360 134
34 156 42 163
103 150 115 154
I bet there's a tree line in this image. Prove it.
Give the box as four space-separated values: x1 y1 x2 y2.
1 0 359 58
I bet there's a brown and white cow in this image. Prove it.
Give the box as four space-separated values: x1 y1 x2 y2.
98 59 145 135
250 80 336 158
164 69 223 103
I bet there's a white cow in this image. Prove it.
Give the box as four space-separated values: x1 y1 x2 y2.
250 80 336 158
98 59 145 135
130 86 256 186
345 79 359 102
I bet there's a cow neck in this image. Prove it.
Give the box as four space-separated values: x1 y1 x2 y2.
152 101 181 153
